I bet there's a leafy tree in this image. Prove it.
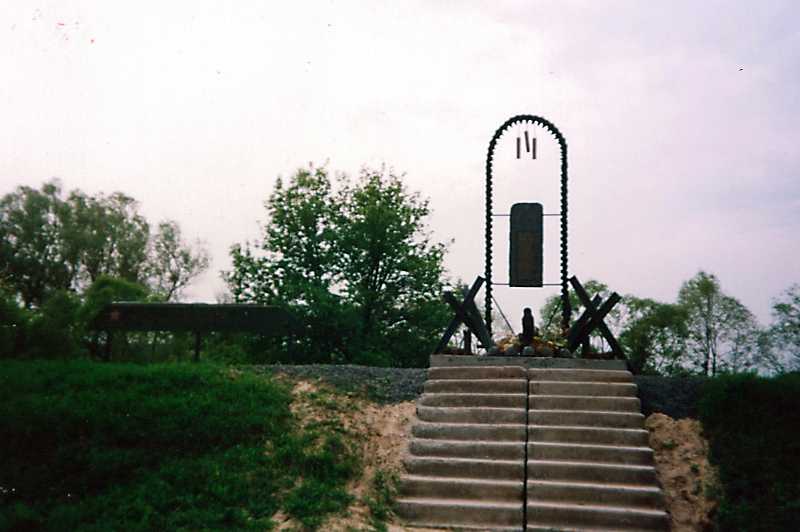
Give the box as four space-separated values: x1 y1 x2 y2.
770 284 800 371
619 298 689 375
62 190 150 287
1 181 208 309
0 181 73 307
148 220 210 301
678 271 761 376
336 170 449 365
224 165 451 366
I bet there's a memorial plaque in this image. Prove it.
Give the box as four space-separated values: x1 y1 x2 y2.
509 202 543 287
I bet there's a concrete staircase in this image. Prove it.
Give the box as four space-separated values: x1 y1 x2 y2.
526 362 668 532
396 356 669 531
396 365 527 531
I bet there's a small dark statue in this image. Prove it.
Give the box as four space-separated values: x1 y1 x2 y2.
519 307 539 344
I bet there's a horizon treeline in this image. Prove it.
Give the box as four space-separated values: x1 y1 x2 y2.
1 173 798 373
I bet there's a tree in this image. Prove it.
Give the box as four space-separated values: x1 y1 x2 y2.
224 165 451 366
336 170 448 363
0 181 73 307
148 221 210 301
1 181 208 308
62 190 150 287
619 297 689 375
770 284 800 371
678 271 761 376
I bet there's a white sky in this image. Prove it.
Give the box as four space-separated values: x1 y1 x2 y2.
2 1 798 325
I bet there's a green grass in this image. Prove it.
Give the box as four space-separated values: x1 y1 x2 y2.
363 469 399 532
700 372 800 532
0 361 359 531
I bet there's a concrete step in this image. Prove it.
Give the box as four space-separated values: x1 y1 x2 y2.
396 498 523 530
413 421 526 442
526 528 659 532
528 460 658 485
530 381 638 397
411 438 525 460
529 368 633 383
530 394 640 412
527 479 665 509
530 409 645 429
418 405 526 424
429 354 627 370
529 425 650 446
400 475 523 501
404 456 524 480
420 392 527 408
426 378 527 394
528 442 654 465
428 366 527 380
526 501 669 531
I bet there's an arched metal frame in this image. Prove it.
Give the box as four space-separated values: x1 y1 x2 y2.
485 114 571 336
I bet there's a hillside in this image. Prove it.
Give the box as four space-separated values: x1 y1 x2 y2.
2 362 797 531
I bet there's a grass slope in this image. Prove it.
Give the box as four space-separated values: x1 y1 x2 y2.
0 361 359 531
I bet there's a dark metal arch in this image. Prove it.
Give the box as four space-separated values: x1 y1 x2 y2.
485 114 571 336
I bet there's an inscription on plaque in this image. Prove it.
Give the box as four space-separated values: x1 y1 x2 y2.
509 202 543 287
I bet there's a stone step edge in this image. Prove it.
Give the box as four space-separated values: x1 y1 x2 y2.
528 442 653 453
405 455 522 467
529 409 644 416
429 365 527 370
527 478 662 493
526 500 668 517
529 424 649 433
403 474 523 488
421 392 528 397
528 459 657 472
414 438 525 447
530 394 640 400
530 380 637 386
427 378 528 384
397 497 522 509
419 406 527 413
417 421 528 428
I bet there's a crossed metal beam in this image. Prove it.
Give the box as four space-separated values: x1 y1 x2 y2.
567 276 625 358
434 277 495 353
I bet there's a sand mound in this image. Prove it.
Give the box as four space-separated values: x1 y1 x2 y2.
646 413 719 531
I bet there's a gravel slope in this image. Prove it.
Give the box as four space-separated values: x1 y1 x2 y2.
247 364 704 418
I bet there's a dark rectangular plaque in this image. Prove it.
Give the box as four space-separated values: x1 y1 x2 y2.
509 202 543 287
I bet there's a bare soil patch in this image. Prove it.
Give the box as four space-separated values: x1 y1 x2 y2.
646 413 719 532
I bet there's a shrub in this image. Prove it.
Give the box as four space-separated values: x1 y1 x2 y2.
699 372 800 531
26 290 84 358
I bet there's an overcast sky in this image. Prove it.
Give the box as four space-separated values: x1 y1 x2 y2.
2 1 798 326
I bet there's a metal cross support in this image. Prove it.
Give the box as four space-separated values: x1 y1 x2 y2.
434 276 496 353
566 276 625 358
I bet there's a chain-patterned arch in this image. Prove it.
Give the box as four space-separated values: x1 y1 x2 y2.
485 114 571 337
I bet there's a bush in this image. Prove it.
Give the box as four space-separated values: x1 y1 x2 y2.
0 288 27 358
26 290 84 358
699 372 800 531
